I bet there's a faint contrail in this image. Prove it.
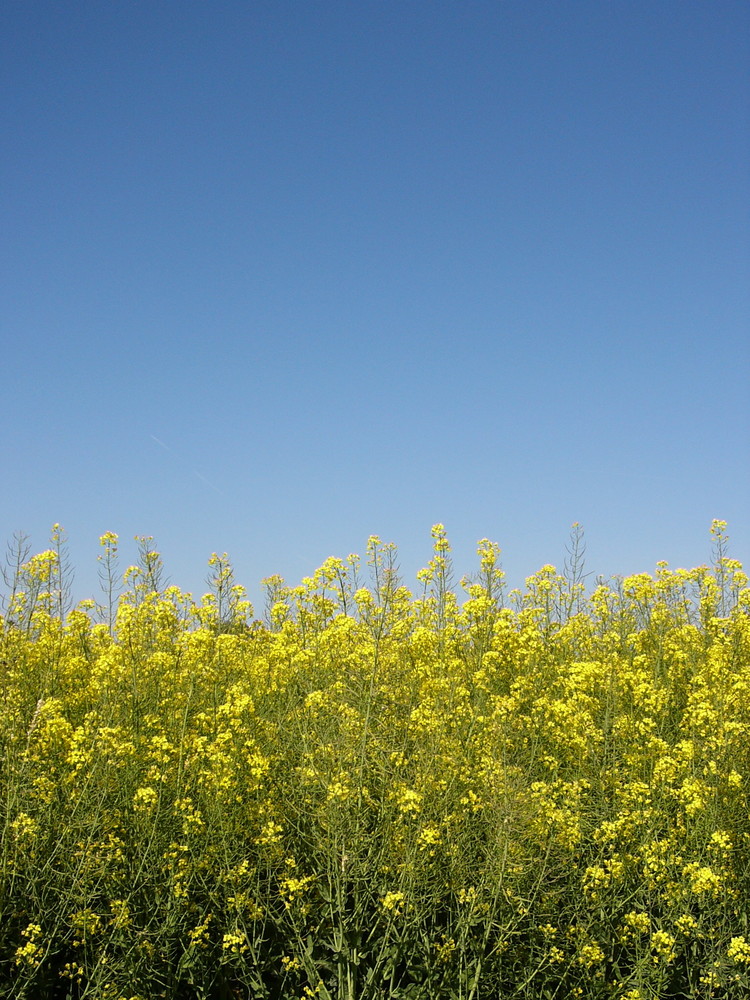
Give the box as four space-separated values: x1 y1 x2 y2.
149 435 227 497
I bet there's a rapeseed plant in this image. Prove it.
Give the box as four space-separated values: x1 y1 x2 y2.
0 524 748 998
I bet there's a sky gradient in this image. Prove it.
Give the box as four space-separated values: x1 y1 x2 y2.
2 1 748 611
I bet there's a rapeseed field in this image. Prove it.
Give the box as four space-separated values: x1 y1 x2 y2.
1 522 748 1000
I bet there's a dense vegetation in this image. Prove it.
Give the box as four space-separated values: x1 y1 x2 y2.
1 522 748 1000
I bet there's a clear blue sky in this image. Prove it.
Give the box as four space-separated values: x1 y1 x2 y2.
2 0 748 611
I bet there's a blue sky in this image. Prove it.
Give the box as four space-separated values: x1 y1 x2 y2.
2 0 748 611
